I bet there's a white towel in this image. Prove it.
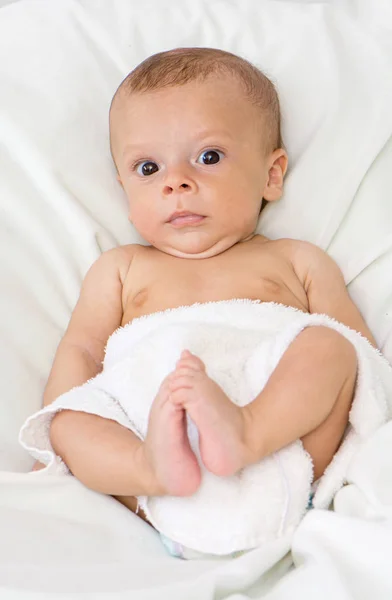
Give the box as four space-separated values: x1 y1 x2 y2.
19 300 392 555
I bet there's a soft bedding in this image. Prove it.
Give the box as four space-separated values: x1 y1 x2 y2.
1 0 392 598
19 300 392 556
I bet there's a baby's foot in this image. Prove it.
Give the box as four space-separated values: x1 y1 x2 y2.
169 351 250 477
144 373 201 497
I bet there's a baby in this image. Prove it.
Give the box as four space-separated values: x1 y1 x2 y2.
38 48 376 527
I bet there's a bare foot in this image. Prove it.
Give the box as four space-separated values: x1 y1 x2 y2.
169 350 250 477
143 373 201 497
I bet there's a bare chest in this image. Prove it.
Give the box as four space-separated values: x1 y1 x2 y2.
121 245 308 325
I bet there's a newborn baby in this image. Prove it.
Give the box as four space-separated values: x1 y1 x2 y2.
30 47 378 557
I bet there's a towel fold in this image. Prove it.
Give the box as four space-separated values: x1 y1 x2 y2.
19 300 392 554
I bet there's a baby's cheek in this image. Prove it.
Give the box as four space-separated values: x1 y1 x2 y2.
131 208 162 243
132 209 151 230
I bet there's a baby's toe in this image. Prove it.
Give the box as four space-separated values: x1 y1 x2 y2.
169 369 194 393
177 351 206 372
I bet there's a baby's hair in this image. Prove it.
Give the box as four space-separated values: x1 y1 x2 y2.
111 47 283 154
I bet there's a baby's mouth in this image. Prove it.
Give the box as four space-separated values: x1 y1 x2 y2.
167 211 206 227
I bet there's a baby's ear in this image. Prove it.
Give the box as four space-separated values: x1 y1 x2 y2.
262 149 288 202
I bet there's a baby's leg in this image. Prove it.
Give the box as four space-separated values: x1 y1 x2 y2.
170 327 357 480
247 326 357 480
49 374 201 529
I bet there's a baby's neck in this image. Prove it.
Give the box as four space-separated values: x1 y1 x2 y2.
239 233 256 243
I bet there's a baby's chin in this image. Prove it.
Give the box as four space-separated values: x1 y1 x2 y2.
155 234 244 259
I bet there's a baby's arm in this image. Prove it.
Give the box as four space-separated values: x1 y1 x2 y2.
285 240 376 474
291 241 377 346
43 247 163 497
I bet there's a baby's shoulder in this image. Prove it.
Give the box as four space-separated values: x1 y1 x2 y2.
266 238 343 286
259 236 326 262
94 243 143 285
253 235 323 261
254 236 338 283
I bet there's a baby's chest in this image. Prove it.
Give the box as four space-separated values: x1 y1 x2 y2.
122 260 304 323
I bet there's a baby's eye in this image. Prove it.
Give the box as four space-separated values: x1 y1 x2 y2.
196 149 224 165
136 161 159 176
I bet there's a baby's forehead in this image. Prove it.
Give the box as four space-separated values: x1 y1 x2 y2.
112 72 247 112
109 79 267 154
110 88 253 147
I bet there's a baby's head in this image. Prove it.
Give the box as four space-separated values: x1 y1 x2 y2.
109 47 287 259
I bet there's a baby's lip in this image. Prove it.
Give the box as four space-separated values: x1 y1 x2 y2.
167 210 205 226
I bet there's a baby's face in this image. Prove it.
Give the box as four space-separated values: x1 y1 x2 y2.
111 75 285 258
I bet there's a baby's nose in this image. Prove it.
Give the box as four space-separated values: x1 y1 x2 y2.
162 168 197 195
163 182 191 195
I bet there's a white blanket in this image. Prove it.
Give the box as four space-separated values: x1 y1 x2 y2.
19 301 392 555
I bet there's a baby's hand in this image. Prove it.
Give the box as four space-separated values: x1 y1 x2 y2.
142 372 201 497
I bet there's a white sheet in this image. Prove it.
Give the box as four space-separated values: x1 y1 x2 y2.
1 422 392 599
1 0 392 597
